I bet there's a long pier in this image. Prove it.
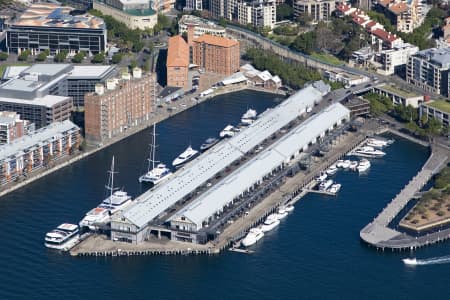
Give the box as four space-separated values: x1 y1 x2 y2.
360 145 449 251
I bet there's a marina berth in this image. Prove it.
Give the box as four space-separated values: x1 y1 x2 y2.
45 223 79 251
319 179 334 191
110 85 328 244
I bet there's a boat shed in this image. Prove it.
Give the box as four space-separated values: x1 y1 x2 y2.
110 84 327 244
169 103 350 234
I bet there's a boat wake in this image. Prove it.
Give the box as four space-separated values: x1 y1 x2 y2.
403 255 450 266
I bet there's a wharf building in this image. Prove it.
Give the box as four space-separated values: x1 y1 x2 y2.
0 112 34 145
109 83 340 244
406 48 450 97
178 15 226 39
166 35 190 90
192 35 240 76
6 4 106 55
169 103 350 240
93 0 157 30
84 68 156 143
0 120 80 186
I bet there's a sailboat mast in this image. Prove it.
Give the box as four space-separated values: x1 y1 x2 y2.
110 156 114 207
152 123 156 170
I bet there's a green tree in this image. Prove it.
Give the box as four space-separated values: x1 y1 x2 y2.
130 59 137 69
35 50 49 62
132 40 144 53
18 50 31 61
0 52 8 61
276 4 294 21
292 31 315 54
218 17 227 28
91 52 105 64
54 50 68 62
111 52 123 64
71 51 86 63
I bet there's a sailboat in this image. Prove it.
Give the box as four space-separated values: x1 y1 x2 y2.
139 123 173 184
79 156 132 231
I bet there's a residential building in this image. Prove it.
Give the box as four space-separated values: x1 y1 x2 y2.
373 83 423 107
0 120 80 185
376 43 419 76
209 0 227 19
437 17 450 49
0 112 34 145
192 34 240 76
6 3 106 55
166 36 190 89
93 0 157 30
84 68 156 143
237 0 276 29
0 64 73 128
153 0 176 12
420 100 450 127
185 0 203 10
293 0 335 23
377 0 424 33
406 48 450 97
179 15 226 39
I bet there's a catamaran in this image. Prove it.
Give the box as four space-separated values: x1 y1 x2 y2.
139 123 172 184
44 223 80 251
79 157 132 231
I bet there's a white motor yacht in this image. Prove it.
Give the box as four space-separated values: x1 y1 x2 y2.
403 258 417 265
336 160 345 168
357 159 371 173
276 207 288 219
328 183 342 194
326 164 338 175
316 172 328 182
366 138 392 148
285 205 295 212
349 161 359 170
172 146 199 167
45 223 80 251
139 124 173 184
261 214 281 232
241 109 257 125
200 137 219 152
241 227 265 247
341 160 351 169
354 146 386 158
319 179 334 191
219 125 236 138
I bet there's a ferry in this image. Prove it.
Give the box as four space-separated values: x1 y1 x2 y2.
354 146 386 158
326 164 338 175
357 159 371 173
241 227 264 247
172 146 199 167
80 157 133 231
44 223 80 251
328 183 342 194
241 109 257 125
220 125 236 138
319 179 334 191
139 123 173 184
200 137 219 152
260 214 280 232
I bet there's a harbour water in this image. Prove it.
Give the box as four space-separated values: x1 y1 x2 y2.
0 90 447 300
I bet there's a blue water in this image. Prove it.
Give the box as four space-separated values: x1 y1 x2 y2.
0 90 445 300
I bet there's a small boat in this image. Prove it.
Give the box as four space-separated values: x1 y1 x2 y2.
220 125 236 138
319 179 333 191
326 164 338 175
336 160 345 168
241 108 257 125
285 205 295 212
316 172 327 182
354 146 386 158
276 207 288 219
349 161 359 170
357 159 371 173
45 223 80 251
172 146 199 167
403 258 417 265
341 160 351 169
366 137 393 148
139 123 173 184
200 137 219 152
260 214 280 232
241 227 264 247
328 183 342 194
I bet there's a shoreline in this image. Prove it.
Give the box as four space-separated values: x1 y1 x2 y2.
0 85 282 199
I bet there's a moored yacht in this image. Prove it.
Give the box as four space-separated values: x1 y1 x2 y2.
45 223 80 251
139 123 173 184
357 159 371 173
285 205 295 212
341 160 351 169
261 214 280 232
336 160 345 168
328 183 342 194
354 146 386 158
241 227 265 247
172 146 199 167
319 179 334 191
219 125 236 138
200 137 219 152
316 172 328 182
349 161 359 170
241 108 257 125
326 164 338 175
366 137 393 148
276 207 288 219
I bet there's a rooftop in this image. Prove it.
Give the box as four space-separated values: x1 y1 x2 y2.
0 94 71 108
427 100 450 114
179 15 225 31
416 48 450 68
67 65 116 79
193 34 239 48
167 36 189 68
0 120 79 162
11 3 105 30
376 83 420 98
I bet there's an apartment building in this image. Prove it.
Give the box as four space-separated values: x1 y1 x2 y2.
166 36 190 89
179 15 226 39
0 112 33 145
192 34 240 76
7 3 106 55
293 0 335 22
406 48 450 97
377 43 419 75
84 68 156 143
237 0 276 28
377 0 424 33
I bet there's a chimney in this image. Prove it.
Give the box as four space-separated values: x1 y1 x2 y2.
106 78 116 90
95 83 105 95
133 67 142 79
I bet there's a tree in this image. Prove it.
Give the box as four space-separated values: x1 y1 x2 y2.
218 17 227 28
91 52 105 64
132 40 144 53
71 51 85 63
35 50 49 62
292 31 315 54
54 50 68 62
18 50 31 61
130 59 137 69
276 4 294 21
296 13 312 26
111 52 123 64
0 52 8 61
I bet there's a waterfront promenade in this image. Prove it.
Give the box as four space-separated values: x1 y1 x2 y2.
360 145 449 250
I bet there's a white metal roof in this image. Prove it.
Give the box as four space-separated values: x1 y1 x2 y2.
119 85 326 228
0 95 71 108
171 103 350 229
68 65 116 79
0 120 79 162
221 72 248 85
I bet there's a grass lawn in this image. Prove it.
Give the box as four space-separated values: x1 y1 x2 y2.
428 100 450 114
311 52 344 66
